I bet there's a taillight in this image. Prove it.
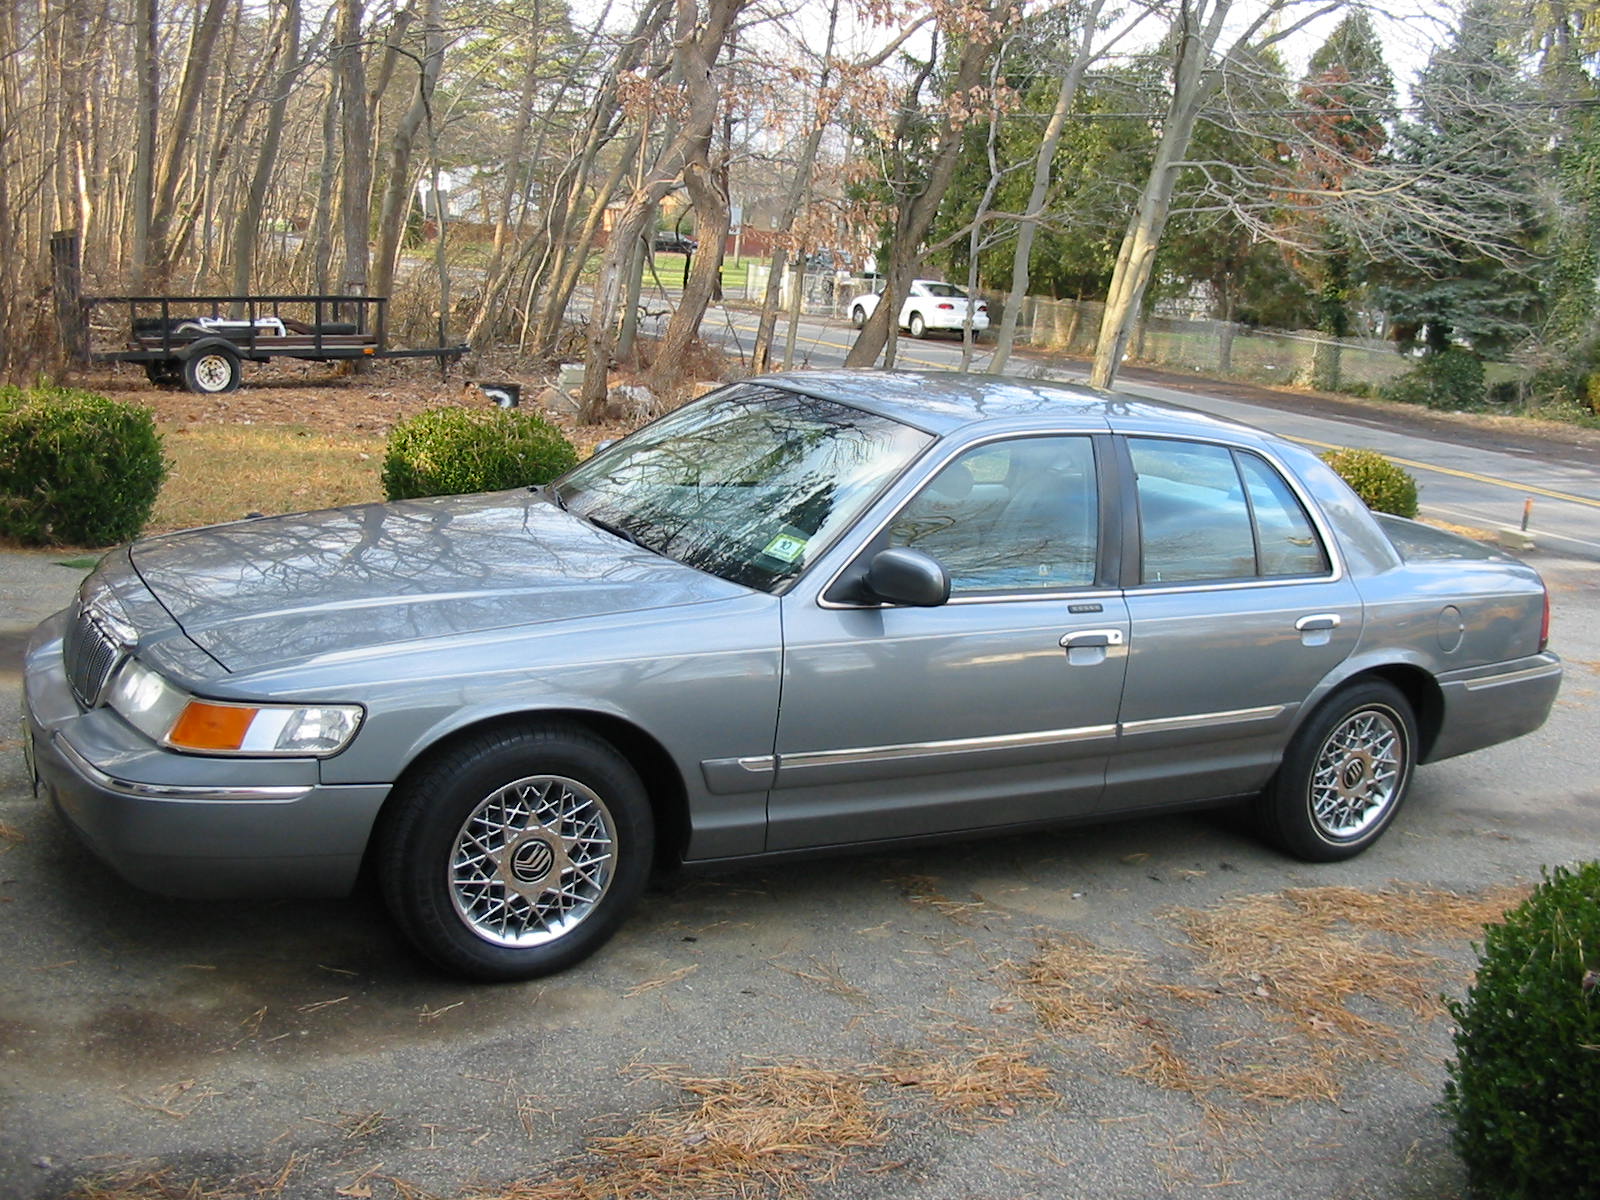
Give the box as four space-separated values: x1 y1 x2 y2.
1539 585 1551 652
937 302 955 310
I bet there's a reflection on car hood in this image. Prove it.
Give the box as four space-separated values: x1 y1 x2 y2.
129 490 747 672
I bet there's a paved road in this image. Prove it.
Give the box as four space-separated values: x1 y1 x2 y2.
697 306 1600 561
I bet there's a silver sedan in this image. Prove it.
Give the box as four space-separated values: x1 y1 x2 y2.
22 371 1562 979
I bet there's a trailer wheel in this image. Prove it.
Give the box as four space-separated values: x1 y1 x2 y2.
184 347 242 394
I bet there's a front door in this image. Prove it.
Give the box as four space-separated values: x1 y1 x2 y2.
769 433 1130 851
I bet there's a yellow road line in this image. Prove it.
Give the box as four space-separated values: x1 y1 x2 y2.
1288 435 1600 510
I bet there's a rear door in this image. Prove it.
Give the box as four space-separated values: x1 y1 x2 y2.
1105 436 1362 807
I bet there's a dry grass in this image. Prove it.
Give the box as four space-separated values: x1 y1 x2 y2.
1012 884 1515 1113
882 1038 1058 1124
1011 931 1164 1049
471 1060 888 1200
1276 883 1528 940
891 874 1005 926
151 425 386 533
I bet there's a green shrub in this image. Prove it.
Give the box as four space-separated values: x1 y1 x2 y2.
1319 447 1419 518
0 384 167 546
383 405 578 501
1381 348 1486 410
1444 862 1600 1199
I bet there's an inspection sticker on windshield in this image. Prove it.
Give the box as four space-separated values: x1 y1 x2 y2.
762 533 808 563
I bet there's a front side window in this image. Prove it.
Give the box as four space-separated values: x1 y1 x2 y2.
1131 438 1329 584
555 385 932 592
888 436 1099 594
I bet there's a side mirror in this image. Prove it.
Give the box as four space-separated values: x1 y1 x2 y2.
863 547 950 607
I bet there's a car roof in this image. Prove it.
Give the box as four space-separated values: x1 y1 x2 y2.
754 370 1268 443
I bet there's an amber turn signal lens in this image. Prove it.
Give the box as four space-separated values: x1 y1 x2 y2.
169 701 258 751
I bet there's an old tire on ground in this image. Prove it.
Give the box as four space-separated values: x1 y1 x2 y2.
378 723 654 981
144 361 183 388
183 346 242 394
908 312 927 339
1255 680 1416 862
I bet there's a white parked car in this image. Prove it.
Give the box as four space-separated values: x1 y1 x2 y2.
851 279 990 339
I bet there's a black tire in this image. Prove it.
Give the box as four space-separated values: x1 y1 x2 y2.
143 361 183 388
852 305 867 329
1255 681 1417 862
378 723 654 981
183 346 241 394
909 312 927 339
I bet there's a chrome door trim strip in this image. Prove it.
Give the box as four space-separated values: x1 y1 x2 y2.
1119 704 1286 737
778 723 1119 771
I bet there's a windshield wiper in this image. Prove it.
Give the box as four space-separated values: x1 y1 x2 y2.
586 513 648 549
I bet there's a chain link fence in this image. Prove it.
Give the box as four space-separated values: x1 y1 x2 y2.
733 267 1417 393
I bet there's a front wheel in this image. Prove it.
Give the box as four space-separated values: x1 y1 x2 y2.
1255 681 1417 862
378 724 654 980
183 347 241 394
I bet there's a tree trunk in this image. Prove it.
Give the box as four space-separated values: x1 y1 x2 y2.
990 0 1107 373
131 0 158 287
1090 0 1229 389
576 0 747 421
147 0 230 281
371 0 444 300
336 0 372 295
844 10 1006 369
231 0 303 296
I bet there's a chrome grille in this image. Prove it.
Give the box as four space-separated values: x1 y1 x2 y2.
64 602 125 708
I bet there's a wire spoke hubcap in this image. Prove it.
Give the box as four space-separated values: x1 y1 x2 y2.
1309 707 1406 839
449 774 617 947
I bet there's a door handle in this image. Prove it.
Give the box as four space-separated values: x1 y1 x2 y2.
1059 629 1126 649
1294 613 1341 632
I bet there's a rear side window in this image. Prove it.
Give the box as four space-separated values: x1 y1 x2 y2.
1130 439 1329 584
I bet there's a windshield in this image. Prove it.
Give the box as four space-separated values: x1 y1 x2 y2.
555 384 932 592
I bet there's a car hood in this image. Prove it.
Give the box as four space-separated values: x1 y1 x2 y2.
128 490 749 673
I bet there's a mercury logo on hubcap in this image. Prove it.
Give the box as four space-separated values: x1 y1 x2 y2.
510 838 556 884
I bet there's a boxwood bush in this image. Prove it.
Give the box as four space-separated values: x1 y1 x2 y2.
1444 862 1600 1199
383 405 579 500
1320 446 1419 518
0 384 167 546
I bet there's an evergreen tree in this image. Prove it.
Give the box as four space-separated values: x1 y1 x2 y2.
1376 0 1545 360
1290 10 1395 389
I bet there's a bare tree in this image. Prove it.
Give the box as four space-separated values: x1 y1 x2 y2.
575 0 750 421
844 0 1015 368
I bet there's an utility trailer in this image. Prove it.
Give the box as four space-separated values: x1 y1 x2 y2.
84 294 468 394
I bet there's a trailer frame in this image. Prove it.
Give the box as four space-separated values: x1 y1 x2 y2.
82 294 468 393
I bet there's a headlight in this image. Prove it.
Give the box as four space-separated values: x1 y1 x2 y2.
106 660 362 757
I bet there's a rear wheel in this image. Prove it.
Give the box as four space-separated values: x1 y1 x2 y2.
852 305 867 329
1255 681 1416 861
908 312 927 339
379 723 653 980
183 347 241 394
